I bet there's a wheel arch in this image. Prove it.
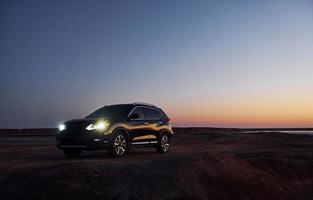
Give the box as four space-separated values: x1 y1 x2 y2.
159 129 171 138
112 127 130 140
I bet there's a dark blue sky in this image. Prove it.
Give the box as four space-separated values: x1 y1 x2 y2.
1 0 313 128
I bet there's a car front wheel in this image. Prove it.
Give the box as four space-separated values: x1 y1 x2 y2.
109 132 128 157
156 133 170 153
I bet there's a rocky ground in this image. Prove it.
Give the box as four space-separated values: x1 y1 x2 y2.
1 128 313 200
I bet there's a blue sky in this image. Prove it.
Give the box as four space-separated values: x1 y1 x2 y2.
1 0 313 128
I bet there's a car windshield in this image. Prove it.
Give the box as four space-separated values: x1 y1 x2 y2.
85 105 132 119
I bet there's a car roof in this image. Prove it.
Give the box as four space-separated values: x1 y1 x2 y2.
132 102 157 108
102 103 158 109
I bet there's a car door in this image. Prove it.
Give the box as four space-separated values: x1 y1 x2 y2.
128 106 148 141
142 107 160 141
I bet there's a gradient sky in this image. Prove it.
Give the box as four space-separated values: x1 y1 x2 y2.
1 0 313 128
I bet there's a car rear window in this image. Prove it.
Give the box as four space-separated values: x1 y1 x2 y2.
143 107 163 119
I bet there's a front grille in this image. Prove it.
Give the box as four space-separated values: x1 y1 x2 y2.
66 121 88 132
67 124 83 132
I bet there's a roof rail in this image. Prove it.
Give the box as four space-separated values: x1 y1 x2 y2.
133 102 157 107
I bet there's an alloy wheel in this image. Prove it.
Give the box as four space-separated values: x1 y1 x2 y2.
114 135 127 155
161 135 170 152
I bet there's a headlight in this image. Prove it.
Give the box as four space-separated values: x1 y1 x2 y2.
59 124 66 131
86 121 109 131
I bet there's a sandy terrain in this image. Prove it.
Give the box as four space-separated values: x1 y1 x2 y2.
1 128 313 200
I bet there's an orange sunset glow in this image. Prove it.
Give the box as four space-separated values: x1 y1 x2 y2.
165 93 313 128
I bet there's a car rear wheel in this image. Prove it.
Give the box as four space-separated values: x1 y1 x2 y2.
63 149 82 158
156 133 170 153
109 132 128 157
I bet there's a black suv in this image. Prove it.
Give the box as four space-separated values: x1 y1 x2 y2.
56 103 174 157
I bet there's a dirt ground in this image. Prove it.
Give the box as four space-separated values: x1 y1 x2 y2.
1 129 313 200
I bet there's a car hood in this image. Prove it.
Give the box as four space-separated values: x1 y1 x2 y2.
64 118 111 131
65 118 111 123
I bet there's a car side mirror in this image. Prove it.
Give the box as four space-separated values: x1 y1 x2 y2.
129 113 140 120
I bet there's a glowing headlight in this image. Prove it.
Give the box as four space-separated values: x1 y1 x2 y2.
59 124 66 131
86 121 109 131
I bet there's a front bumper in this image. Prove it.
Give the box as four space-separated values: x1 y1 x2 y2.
56 131 111 150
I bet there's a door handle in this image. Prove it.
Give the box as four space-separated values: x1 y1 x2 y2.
158 121 164 125
144 122 149 125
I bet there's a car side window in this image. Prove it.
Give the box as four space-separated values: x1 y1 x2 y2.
131 107 144 119
155 109 163 119
143 107 157 119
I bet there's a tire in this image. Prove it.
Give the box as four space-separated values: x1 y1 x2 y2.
63 149 82 158
156 133 170 154
109 132 128 157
